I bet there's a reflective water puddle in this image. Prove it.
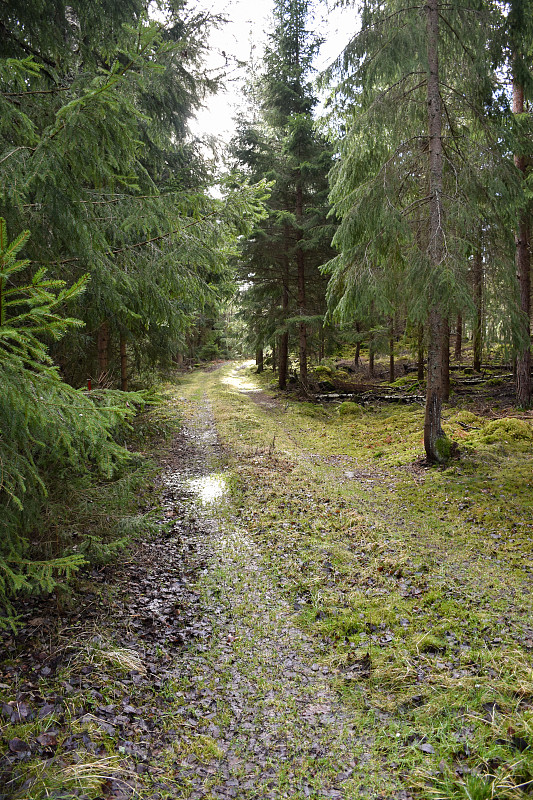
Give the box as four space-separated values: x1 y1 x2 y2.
188 473 227 504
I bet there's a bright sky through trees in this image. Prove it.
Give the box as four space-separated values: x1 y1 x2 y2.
191 0 355 144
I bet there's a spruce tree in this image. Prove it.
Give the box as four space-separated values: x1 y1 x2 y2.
323 0 528 460
232 0 335 390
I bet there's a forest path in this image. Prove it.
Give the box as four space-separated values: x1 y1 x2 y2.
163 383 366 799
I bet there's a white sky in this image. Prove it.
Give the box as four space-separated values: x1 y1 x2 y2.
190 0 357 146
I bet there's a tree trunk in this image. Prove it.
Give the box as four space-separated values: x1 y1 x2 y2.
120 335 128 391
279 255 289 390
442 318 450 402
472 241 483 372
423 0 448 462
256 348 264 373
368 333 375 378
417 324 425 381
454 312 462 360
513 78 531 406
354 322 361 366
296 182 308 389
389 318 395 382
97 320 110 387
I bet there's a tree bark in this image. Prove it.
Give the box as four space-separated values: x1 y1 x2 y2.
278 254 289 390
454 312 462 360
389 317 395 382
423 0 448 462
442 318 450 402
296 182 308 389
97 320 110 387
513 78 531 406
120 335 128 391
354 322 361 366
472 241 483 372
417 324 425 381
256 348 264 373
368 333 375 378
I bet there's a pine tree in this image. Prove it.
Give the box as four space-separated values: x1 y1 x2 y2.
508 0 533 405
0 2 270 617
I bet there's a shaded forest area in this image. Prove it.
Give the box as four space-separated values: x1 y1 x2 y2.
0 0 532 775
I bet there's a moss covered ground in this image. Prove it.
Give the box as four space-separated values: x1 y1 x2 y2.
192 361 533 799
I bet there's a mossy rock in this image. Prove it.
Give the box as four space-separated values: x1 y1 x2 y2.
338 401 364 417
477 418 533 444
312 365 334 380
298 402 328 418
450 410 484 427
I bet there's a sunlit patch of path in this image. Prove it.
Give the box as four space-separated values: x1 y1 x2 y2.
188 473 227 505
220 360 262 393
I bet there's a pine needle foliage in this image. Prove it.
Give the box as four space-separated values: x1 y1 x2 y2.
0 2 267 382
0 1 270 624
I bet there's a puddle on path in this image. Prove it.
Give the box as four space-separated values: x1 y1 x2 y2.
188 472 227 504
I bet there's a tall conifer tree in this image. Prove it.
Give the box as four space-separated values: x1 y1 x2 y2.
233 0 335 389
323 0 528 459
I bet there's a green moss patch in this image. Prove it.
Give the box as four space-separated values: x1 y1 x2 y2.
338 401 365 417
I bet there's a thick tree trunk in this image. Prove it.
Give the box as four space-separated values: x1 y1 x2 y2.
97 320 110 387
454 313 462 360
389 318 395 382
442 319 450 402
423 0 448 462
296 182 308 389
425 308 446 455
513 79 531 406
120 335 128 392
417 324 425 381
256 348 264 373
278 256 289 390
472 241 483 372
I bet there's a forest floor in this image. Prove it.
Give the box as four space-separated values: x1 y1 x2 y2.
1 361 533 800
